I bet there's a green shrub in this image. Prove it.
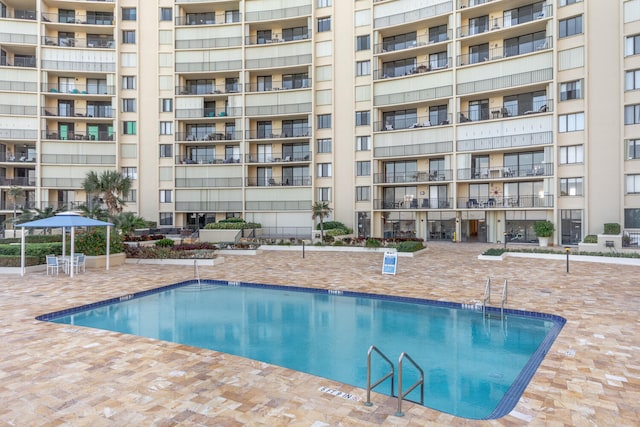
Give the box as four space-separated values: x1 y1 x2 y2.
0 242 63 263
74 229 124 256
317 221 346 230
0 255 40 267
533 220 554 237
155 238 175 247
482 248 506 256
396 241 424 252
326 228 352 237
332 240 344 246
203 220 261 230
603 223 620 235
365 238 382 248
219 217 245 223
583 235 598 243
0 234 63 245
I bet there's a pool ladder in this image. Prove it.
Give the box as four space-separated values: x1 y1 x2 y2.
194 259 201 286
482 277 508 320
364 345 424 417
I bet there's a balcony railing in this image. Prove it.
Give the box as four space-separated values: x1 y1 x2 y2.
374 58 452 80
458 36 552 66
374 198 454 210
0 129 38 139
246 176 312 186
245 127 311 140
245 152 311 163
374 140 454 158
458 100 551 123
245 5 311 22
41 59 115 72
374 30 452 54
175 36 242 50
175 201 244 211
457 0 497 9
42 107 114 118
457 131 552 152
0 81 37 92
177 156 240 165
1 9 37 20
373 169 452 184
43 84 116 95
42 36 115 49
175 177 243 188
457 6 551 39
245 200 311 210
375 114 452 132
41 13 114 25
175 106 242 119
0 152 36 163
245 32 311 45
245 103 312 116
0 105 37 116
175 12 241 26
176 84 241 95
0 33 38 44
374 2 453 29
40 177 84 188
1 56 36 67
457 194 554 209
457 163 553 180
175 131 242 142
244 79 311 92
42 130 114 141
40 154 116 164
0 177 36 186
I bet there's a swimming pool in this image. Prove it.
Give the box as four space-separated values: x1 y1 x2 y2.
37 280 565 420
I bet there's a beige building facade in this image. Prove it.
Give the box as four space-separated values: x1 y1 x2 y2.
1 0 640 246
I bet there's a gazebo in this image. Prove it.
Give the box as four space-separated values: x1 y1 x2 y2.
19 212 114 277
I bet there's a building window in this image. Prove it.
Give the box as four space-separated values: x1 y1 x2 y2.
122 76 135 90
560 177 583 196
559 145 584 164
317 0 331 7
429 24 448 43
355 111 370 126
317 163 332 177
626 70 640 91
356 161 371 176
560 0 581 6
559 16 582 38
161 98 173 112
317 17 331 32
356 60 370 76
625 34 640 56
123 121 137 135
122 99 136 112
122 30 135 44
160 8 172 21
159 212 173 226
160 190 172 203
560 80 583 101
504 31 547 57
356 136 371 151
123 189 137 203
356 186 370 201
317 138 332 153
558 112 584 132
122 167 137 180
625 104 640 125
627 139 640 160
627 175 640 194
356 34 370 51
318 187 331 201
317 114 331 129
159 144 173 158
122 7 136 21
160 122 173 135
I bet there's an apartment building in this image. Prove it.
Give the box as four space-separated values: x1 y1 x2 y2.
1 0 639 246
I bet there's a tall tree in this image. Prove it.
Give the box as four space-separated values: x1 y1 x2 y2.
111 212 147 239
8 186 23 225
311 201 332 243
81 170 132 215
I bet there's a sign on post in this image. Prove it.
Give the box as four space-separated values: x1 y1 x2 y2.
382 251 398 275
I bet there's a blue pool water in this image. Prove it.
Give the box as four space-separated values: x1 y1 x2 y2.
38 280 565 420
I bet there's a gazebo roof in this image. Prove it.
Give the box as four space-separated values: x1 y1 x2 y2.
19 212 113 228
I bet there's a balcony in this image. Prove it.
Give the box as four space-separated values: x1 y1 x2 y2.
457 0 497 8
0 105 37 116
175 177 243 188
175 131 242 142
458 100 551 124
245 31 311 46
245 200 311 210
373 169 453 184
43 84 116 95
0 152 36 163
176 84 241 95
175 106 242 119
375 114 452 132
41 13 114 25
177 155 239 165
374 58 452 80
175 12 241 26
456 131 552 152
245 5 311 22
40 177 84 188
457 162 553 180
0 177 36 186
374 141 454 158
246 176 312 187
0 81 38 92
374 30 452 55
42 107 114 118
457 36 552 66
175 201 243 211
1 9 36 20
374 2 453 29
374 198 453 210
246 127 311 140
42 36 115 49
245 152 311 163
245 79 311 93
1 56 36 68
245 102 312 117
41 59 115 72
42 130 114 141
0 129 38 140
458 194 554 209
0 33 38 45
175 36 242 50
40 154 115 165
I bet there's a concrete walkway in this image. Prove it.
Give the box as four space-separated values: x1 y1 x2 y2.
0 243 638 425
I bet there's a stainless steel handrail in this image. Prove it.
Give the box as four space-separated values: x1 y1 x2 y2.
364 345 395 407
395 352 424 417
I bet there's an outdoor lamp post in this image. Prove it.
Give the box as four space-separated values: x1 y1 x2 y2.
504 231 507 249
565 246 570 273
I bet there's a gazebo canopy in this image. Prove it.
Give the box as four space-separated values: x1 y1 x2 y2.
19 212 114 277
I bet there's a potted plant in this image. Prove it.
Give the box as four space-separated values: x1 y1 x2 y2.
533 220 554 247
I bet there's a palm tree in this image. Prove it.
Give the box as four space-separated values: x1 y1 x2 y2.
14 206 60 234
81 170 132 215
111 212 147 239
79 204 109 221
8 186 23 226
311 201 332 243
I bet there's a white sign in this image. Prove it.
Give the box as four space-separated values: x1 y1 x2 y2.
318 386 361 402
382 251 398 275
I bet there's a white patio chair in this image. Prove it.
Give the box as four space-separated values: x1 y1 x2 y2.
46 255 59 275
74 253 86 273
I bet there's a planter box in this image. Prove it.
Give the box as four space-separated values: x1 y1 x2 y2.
125 257 223 266
86 253 127 269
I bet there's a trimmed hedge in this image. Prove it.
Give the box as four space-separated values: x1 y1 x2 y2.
204 221 261 230
0 255 40 267
0 242 63 263
155 238 175 247
0 235 63 245
317 221 346 230
396 240 424 252
603 223 621 235
583 235 598 243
